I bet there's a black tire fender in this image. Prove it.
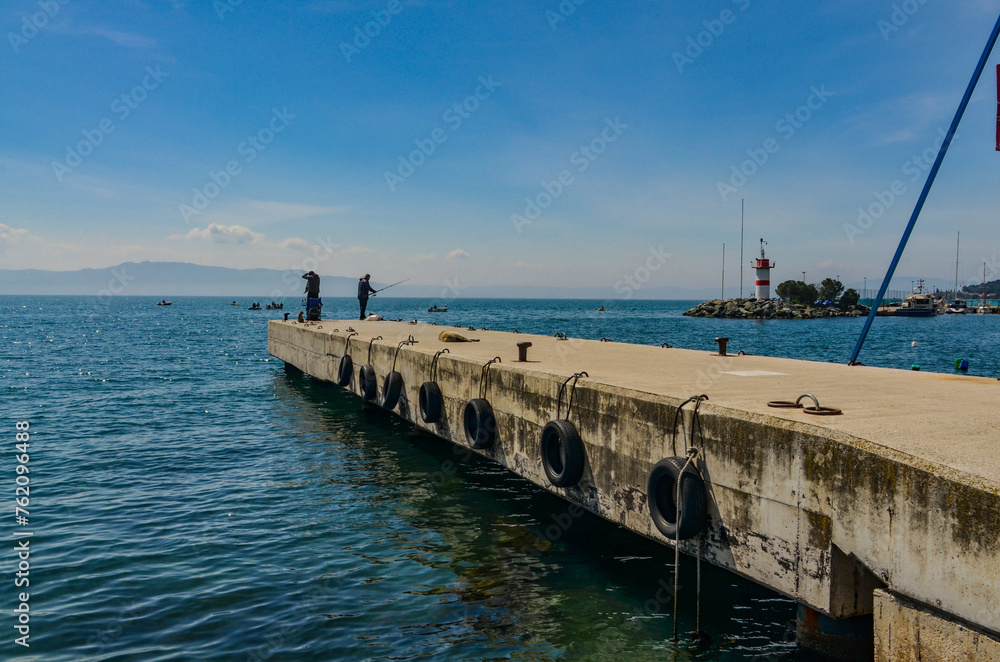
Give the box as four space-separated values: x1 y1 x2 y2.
463 398 497 449
419 381 443 423
336 355 353 387
358 364 377 402
381 371 403 410
540 419 585 487
647 456 707 540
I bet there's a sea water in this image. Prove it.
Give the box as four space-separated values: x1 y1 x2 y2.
3 295 997 661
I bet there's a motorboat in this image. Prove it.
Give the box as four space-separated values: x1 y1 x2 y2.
266 302 283 310
895 280 937 317
248 302 262 310
428 305 448 312
944 299 968 314
157 300 172 306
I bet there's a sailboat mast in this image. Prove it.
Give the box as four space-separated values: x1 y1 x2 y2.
722 243 726 299
740 200 744 298
954 231 960 298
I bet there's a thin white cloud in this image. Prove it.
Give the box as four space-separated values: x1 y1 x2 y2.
446 249 469 259
54 24 158 49
176 224 264 244
279 237 311 250
193 200 345 228
0 224 43 255
848 93 955 147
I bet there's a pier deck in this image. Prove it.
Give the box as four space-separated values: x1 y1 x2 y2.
269 318 1000 660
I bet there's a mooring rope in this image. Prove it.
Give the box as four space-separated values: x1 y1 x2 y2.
696 533 702 636
673 446 699 643
671 395 709 456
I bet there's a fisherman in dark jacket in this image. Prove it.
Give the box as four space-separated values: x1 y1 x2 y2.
302 271 320 297
303 271 322 320
358 274 377 320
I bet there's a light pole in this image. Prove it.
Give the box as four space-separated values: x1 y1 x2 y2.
802 271 806 283
863 277 867 300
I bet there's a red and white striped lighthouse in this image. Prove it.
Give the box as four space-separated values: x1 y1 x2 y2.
753 239 774 299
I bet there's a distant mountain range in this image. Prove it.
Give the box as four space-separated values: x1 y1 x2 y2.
0 261 721 299
0 261 963 300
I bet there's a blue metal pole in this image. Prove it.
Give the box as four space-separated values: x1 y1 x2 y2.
849 14 1000 364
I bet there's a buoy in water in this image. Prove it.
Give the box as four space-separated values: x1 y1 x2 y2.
911 341 918 347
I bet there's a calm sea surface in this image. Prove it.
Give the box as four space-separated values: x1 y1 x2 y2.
3 295 998 661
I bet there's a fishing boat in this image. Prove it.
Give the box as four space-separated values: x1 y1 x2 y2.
895 280 937 317
157 300 173 306
428 305 448 312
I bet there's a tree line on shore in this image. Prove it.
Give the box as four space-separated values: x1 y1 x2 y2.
774 278 859 307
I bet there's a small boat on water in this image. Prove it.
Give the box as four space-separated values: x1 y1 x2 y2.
230 301 239 306
248 302 262 310
895 280 937 317
157 300 173 306
266 302 283 310
428 305 448 312
945 299 968 314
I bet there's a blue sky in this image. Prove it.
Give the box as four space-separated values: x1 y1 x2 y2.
1 0 999 295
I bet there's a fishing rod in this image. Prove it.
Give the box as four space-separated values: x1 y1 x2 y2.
373 278 410 295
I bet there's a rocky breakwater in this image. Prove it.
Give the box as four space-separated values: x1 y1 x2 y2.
684 298 869 320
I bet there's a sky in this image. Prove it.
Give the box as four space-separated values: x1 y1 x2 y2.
1 0 999 296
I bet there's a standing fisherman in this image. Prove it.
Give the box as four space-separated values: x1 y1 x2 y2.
358 273 377 320
302 270 321 320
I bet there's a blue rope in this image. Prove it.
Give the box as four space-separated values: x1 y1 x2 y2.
849 14 1000 364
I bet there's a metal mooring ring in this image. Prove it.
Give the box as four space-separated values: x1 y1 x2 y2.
803 406 843 416
767 401 802 408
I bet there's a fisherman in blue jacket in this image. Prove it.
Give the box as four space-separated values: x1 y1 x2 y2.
358 274 377 320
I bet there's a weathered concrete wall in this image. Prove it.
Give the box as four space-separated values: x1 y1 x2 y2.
874 589 1000 661
268 320 1000 645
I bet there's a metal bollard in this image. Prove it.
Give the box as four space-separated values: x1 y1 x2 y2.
517 342 532 362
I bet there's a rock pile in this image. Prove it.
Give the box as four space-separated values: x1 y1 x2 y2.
683 298 869 320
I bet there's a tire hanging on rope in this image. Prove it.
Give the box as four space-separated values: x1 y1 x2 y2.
358 364 376 402
647 455 706 540
380 371 403 410
419 348 449 423
539 372 589 488
464 357 501 449
336 355 353 387
540 419 585 487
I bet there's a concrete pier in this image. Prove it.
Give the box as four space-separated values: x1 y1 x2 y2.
269 319 1000 660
